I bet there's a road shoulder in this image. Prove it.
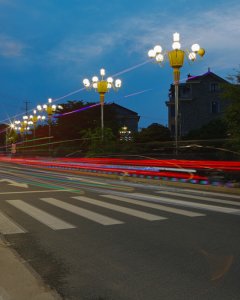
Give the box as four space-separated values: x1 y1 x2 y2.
0 236 61 300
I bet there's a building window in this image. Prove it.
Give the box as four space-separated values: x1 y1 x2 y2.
211 101 219 113
210 83 219 92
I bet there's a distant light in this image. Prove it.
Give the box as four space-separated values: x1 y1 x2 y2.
107 83 112 89
173 32 180 42
172 41 181 50
191 44 200 52
107 77 113 83
37 105 42 111
92 82 98 89
92 76 99 83
43 104 47 109
156 53 164 62
148 49 156 58
154 45 162 54
188 52 196 61
115 79 122 88
48 98 52 103
100 68 105 76
83 78 90 87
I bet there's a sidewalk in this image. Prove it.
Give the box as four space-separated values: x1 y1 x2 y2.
0 237 61 300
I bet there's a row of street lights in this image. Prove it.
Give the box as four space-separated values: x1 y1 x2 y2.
7 32 205 155
9 98 63 154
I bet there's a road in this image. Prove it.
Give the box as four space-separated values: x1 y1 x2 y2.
0 161 240 300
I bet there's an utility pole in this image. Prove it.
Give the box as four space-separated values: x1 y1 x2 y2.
24 100 31 116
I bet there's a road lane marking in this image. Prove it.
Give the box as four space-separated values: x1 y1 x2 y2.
67 176 106 185
0 189 78 195
72 196 166 221
0 179 28 188
101 194 205 217
178 189 240 199
40 198 123 226
156 191 240 207
131 193 240 215
7 200 76 230
0 211 26 235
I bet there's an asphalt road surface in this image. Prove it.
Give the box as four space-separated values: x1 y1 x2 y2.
0 161 240 300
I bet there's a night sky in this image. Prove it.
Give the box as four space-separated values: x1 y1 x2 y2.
0 0 239 129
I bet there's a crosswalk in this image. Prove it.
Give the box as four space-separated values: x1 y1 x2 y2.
0 189 239 235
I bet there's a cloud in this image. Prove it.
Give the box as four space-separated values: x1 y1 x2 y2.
0 34 26 57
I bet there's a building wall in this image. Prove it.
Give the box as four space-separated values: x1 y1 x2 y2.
166 71 230 137
109 103 140 133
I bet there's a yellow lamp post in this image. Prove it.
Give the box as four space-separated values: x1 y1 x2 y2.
37 98 62 155
148 32 205 154
29 109 46 139
83 68 122 141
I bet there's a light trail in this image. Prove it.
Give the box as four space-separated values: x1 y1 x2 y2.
111 60 150 77
123 89 153 98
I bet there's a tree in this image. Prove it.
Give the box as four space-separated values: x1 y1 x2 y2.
136 123 171 143
81 127 117 156
221 69 240 150
185 118 228 140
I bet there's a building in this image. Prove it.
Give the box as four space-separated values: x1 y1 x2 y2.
165 69 230 137
107 102 140 133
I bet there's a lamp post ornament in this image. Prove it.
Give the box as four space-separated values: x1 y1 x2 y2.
83 68 122 141
148 32 205 154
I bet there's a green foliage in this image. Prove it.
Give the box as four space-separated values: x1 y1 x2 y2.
81 127 118 156
135 123 171 143
185 118 228 140
221 69 240 139
220 69 240 151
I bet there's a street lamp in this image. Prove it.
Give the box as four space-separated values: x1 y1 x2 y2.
37 98 62 155
29 109 46 139
83 68 122 141
148 32 205 154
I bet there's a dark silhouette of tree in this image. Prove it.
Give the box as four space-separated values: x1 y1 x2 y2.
135 123 171 143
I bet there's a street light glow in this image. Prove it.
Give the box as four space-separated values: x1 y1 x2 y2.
173 32 180 42
92 76 99 82
172 41 181 50
191 43 200 52
148 49 156 58
154 45 162 54
100 68 105 76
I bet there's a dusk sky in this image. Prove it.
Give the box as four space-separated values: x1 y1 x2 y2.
0 0 240 129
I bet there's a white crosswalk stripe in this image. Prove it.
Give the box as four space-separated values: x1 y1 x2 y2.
155 191 240 207
1 189 239 236
40 197 124 226
0 211 26 235
132 193 240 214
72 196 166 221
7 200 76 230
101 194 205 217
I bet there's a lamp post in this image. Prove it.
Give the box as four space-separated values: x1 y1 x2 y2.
37 98 62 156
148 33 205 154
83 68 122 141
29 109 46 139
